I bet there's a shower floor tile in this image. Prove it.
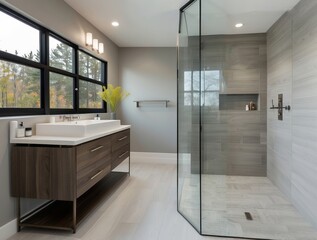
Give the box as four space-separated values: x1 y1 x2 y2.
180 175 317 239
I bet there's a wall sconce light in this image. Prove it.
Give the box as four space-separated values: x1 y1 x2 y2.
86 32 92 46
98 43 104 54
85 32 104 54
92 39 99 51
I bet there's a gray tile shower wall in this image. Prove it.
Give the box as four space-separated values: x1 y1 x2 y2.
267 0 317 229
267 12 293 198
201 34 267 176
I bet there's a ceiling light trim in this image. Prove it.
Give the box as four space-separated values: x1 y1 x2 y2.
112 21 119 27
235 23 244 28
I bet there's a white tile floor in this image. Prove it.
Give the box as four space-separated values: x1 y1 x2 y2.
7 158 317 240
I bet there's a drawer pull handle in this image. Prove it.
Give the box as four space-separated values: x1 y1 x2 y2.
119 151 129 158
118 136 127 141
90 146 104 152
90 170 103 180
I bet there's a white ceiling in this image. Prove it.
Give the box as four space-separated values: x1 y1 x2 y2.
64 0 300 47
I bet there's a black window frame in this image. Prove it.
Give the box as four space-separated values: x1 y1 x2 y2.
77 49 106 113
0 3 107 117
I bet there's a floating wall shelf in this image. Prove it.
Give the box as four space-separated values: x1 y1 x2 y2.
134 100 170 108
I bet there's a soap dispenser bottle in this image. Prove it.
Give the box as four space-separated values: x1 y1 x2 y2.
16 122 25 138
94 114 100 120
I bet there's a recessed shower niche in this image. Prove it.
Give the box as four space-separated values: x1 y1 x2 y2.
219 93 259 111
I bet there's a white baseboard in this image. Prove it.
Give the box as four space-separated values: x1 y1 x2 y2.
0 219 17 240
131 152 177 164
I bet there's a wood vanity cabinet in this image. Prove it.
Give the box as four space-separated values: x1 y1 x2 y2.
111 129 130 170
11 145 77 201
11 129 130 233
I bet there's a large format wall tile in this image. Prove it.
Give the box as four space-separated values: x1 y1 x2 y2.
267 0 317 229
267 11 293 199
201 34 267 176
291 0 317 228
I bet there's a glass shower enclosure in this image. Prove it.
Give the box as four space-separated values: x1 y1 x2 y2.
177 0 201 232
177 0 269 239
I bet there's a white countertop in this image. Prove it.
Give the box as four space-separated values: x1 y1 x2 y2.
10 125 131 146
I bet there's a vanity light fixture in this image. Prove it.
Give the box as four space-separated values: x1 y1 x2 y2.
92 38 99 51
85 32 104 54
112 21 119 27
86 32 93 46
235 23 244 28
98 43 104 54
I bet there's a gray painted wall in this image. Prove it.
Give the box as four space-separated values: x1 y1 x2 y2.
0 0 119 228
118 48 177 153
267 0 317 228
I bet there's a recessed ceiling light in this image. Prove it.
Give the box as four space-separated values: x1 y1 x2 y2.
112 21 119 27
235 23 243 28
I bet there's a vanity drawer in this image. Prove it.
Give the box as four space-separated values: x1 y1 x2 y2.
112 144 130 170
76 136 112 197
77 136 111 172
111 129 130 152
77 161 111 197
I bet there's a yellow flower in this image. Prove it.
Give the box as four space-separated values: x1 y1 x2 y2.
98 84 129 112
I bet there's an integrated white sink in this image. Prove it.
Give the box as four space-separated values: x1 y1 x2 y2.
36 120 121 137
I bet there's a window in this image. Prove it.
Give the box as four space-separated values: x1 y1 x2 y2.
202 70 220 108
0 11 40 62
0 6 107 116
78 50 105 109
184 71 200 106
49 36 74 73
79 80 102 109
48 35 75 110
0 60 41 108
184 70 220 108
79 51 102 81
49 72 73 109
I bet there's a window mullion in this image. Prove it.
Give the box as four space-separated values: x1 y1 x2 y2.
74 47 79 112
42 31 50 114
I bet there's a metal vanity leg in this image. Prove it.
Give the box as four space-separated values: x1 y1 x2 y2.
72 199 77 233
17 197 21 232
128 156 131 176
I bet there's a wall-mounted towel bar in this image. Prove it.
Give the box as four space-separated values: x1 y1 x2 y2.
134 100 170 108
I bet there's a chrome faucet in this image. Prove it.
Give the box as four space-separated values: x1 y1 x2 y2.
71 115 80 121
62 115 72 121
62 115 80 121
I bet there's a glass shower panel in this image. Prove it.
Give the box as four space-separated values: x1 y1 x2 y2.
200 0 226 235
177 0 201 232
200 0 268 238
